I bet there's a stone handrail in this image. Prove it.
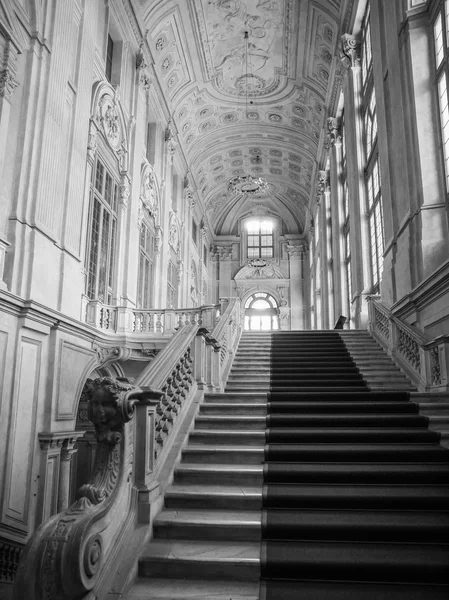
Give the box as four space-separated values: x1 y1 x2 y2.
14 378 164 600
367 295 449 391
211 297 242 387
84 300 221 335
13 302 236 600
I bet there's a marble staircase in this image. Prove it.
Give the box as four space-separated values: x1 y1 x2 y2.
339 330 449 445
125 329 449 600
127 331 270 600
338 330 414 391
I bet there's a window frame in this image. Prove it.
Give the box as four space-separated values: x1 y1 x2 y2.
167 260 179 309
361 2 384 293
85 155 119 304
432 0 449 191
246 220 274 259
137 220 155 309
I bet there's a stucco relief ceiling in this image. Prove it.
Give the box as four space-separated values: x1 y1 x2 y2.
142 0 344 235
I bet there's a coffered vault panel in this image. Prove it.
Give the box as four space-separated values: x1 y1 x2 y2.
142 0 342 235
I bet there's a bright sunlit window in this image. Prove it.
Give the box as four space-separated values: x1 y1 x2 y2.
246 220 274 259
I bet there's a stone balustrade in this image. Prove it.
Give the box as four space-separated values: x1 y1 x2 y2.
84 300 221 335
367 296 449 392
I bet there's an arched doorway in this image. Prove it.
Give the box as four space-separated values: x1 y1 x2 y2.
244 293 279 331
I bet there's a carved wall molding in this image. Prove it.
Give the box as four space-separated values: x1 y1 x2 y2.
234 259 285 279
169 212 181 254
90 82 130 172
0 539 23 584
0 38 20 101
140 163 160 221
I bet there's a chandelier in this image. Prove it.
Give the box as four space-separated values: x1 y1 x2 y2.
227 31 269 198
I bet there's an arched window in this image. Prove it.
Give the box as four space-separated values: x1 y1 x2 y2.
362 2 384 292
86 156 118 304
246 220 274 259
244 292 279 331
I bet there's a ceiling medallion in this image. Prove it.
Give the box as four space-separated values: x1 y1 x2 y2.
227 174 269 197
227 31 269 198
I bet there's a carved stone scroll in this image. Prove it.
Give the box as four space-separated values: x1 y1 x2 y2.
14 377 163 600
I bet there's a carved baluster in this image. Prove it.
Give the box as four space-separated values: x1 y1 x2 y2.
156 312 163 333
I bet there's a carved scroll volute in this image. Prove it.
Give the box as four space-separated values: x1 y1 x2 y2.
14 377 163 600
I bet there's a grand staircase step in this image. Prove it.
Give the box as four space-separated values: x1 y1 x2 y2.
128 578 259 600
195 415 266 429
139 539 260 580
182 446 264 464
267 401 418 413
261 540 449 583
204 393 267 403
164 484 262 509
265 427 440 443
263 483 449 509
175 464 263 485
267 385 369 392
270 373 365 381
199 403 267 415
262 509 449 542
154 508 261 540
189 430 265 445
264 462 449 483
266 413 429 427
259 580 449 600
265 442 449 462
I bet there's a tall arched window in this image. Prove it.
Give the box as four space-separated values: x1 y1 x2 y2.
362 2 384 292
86 156 118 304
433 0 449 189
246 220 274 259
244 293 279 330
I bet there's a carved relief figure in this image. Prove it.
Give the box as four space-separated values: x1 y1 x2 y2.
169 215 180 254
141 168 158 217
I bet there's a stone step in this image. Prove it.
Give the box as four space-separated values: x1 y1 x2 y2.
189 429 265 445
138 539 260 580
164 484 262 509
419 404 449 414
195 415 266 429
199 403 267 415
174 464 263 486
153 508 261 541
225 385 270 393
181 446 264 464
127 578 259 600
203 395 267 404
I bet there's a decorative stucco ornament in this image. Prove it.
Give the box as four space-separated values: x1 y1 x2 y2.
227 173 269 197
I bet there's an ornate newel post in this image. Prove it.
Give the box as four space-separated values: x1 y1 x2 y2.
15 377 161 600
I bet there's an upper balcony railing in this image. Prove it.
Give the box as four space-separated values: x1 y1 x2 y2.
367 295 449 392
84 299 221 335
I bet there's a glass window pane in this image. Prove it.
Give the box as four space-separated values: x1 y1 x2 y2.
95 161 104 193
87 198 101 299
438 72 449 189
435 12 444 66
252 299 270 309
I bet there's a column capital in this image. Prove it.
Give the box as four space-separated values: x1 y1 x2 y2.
287 243 308 260
38 431 86 453
339 34 361 70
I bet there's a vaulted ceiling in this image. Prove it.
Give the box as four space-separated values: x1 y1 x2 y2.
140 0 350 235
